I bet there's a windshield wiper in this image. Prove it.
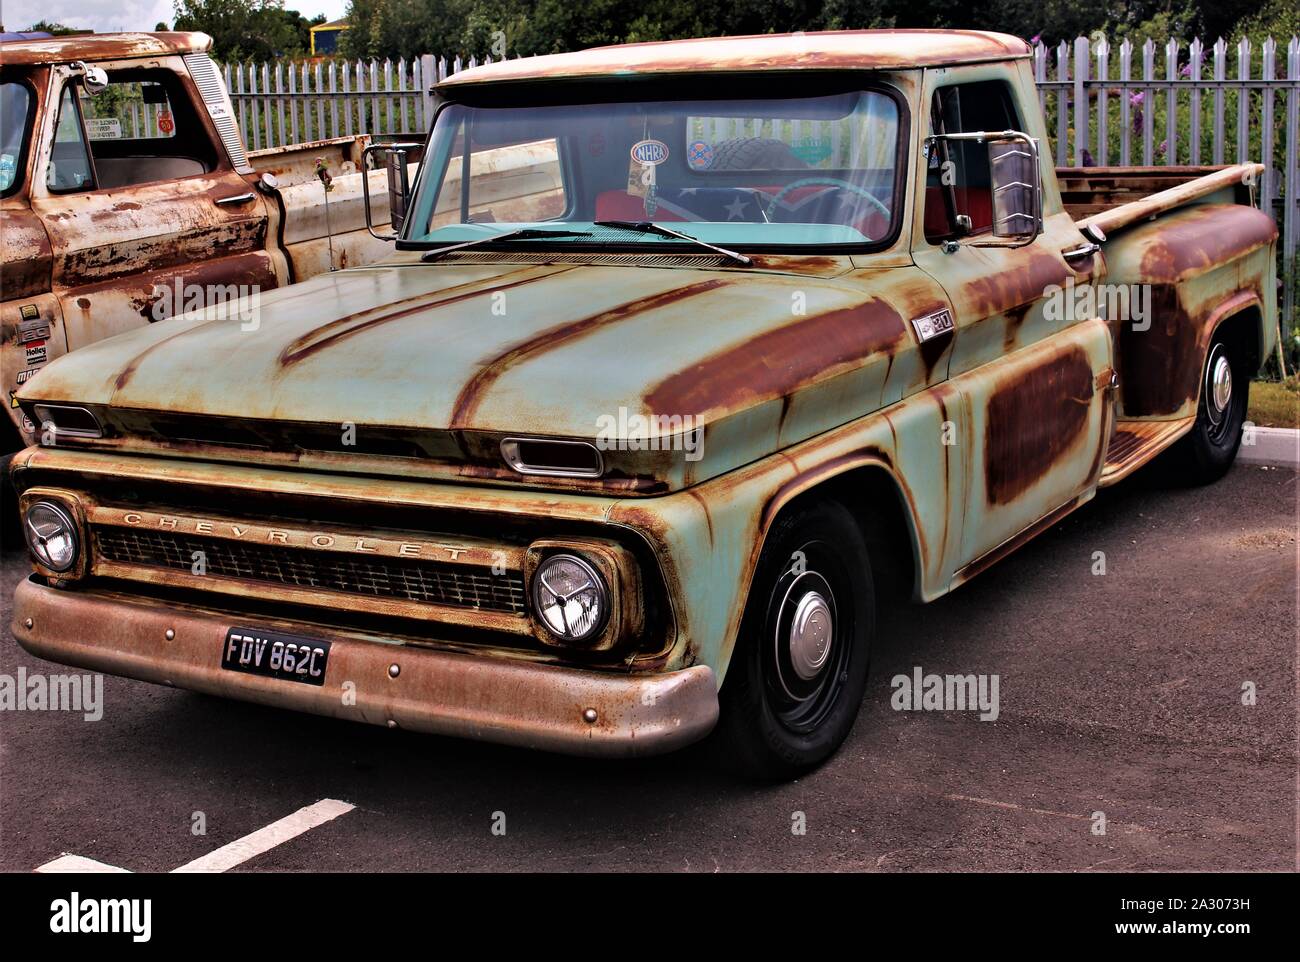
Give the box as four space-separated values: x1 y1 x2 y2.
594 220 752 266
421 227 593 262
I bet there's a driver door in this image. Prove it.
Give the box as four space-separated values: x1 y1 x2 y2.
911 67 1114 578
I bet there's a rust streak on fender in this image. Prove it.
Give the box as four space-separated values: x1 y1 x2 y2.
1137 204 1278 282
966 250 1071 321
984 346 1094 505
449 278 732 429
646 297 908 419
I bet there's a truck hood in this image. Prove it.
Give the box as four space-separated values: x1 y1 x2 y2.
24 258 948 490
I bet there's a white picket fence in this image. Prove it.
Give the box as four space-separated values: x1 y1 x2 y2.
222 36 1300 343
220 54 473 151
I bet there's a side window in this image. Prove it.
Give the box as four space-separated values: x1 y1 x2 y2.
79 80 177 143
924 81 1020 243
53 70 216 191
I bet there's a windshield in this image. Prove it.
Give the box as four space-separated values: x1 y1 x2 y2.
0 81 33 196
405 87 903 251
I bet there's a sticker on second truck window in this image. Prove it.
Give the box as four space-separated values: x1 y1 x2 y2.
84 118 122 140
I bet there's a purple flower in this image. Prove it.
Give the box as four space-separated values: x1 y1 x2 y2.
1129 91 1144 106
1179 62 1192 78
1029 34 1042 46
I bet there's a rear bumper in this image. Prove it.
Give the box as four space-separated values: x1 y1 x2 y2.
10 577 719 757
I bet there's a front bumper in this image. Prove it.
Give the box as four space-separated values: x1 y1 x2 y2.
11 578 718 757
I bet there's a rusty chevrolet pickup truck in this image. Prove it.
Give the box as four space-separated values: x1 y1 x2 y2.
0 31 425 452
9 30 1277 779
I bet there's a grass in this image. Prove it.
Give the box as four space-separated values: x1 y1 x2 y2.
1248 377 1300 429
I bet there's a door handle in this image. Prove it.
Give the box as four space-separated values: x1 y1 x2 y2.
214 192 256 206
1061 242 1101 261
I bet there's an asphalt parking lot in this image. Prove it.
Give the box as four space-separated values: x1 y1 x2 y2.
1 463 1294 873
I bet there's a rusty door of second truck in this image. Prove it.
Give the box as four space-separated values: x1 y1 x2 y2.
28 60 280 352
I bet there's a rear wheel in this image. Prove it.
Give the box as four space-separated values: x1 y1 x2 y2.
714 500 874 781
1165 332 1249 485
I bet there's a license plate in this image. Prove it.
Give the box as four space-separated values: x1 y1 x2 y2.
221 627 331 686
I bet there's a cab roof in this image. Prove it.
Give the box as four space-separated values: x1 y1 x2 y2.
0 31 211 67
439 29 1031 88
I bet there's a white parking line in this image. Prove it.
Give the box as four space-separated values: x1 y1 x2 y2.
33 798 355 874
35 854 131 873
171 798 355 873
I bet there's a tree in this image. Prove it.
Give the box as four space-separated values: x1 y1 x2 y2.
337 0 1292 61
172 0 305 60
25 21 85 35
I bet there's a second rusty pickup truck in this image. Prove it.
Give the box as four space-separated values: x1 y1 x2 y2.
0 31 428 451
9 30 1277 779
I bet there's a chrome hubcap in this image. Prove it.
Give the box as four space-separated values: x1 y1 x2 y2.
1209 352 1233 415
788 590 834 681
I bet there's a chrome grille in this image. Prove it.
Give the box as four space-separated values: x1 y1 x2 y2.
93 526 526 614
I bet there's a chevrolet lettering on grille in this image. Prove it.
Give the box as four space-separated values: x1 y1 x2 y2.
110 509 485 564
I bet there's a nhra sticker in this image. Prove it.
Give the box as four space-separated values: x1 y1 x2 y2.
630 139 670 166
686 140 714 170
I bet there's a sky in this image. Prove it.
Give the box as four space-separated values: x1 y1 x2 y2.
0 0 351 34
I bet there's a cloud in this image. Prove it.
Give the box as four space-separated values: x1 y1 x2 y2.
0 0 350 34
1 0 173 33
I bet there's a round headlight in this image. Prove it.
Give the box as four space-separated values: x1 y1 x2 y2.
531 553 609 644
24 500 79 573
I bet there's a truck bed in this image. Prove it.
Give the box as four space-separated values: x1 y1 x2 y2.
1059 164 1261 235
1076 162 1277 483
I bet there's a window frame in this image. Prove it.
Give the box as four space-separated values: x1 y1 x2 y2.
46 79 99 195
398 73 912 256
0 75 38 199
924 78 1023 245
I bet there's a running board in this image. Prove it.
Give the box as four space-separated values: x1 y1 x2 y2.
1099 417 1196 486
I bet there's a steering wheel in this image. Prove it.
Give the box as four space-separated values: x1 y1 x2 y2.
764 177 891 227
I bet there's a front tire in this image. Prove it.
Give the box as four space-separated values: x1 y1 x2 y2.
1166 333 1249 485
714 500 874 781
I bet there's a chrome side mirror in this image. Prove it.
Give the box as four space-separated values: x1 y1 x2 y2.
386 148 411 234
925 129 1043 248
362 142 422 241
72 63 110 95
988 133 1042 243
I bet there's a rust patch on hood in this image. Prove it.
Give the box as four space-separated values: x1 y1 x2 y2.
984 346 1094 505
646 297 908 420
449 278 732 428
279 267 569 367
